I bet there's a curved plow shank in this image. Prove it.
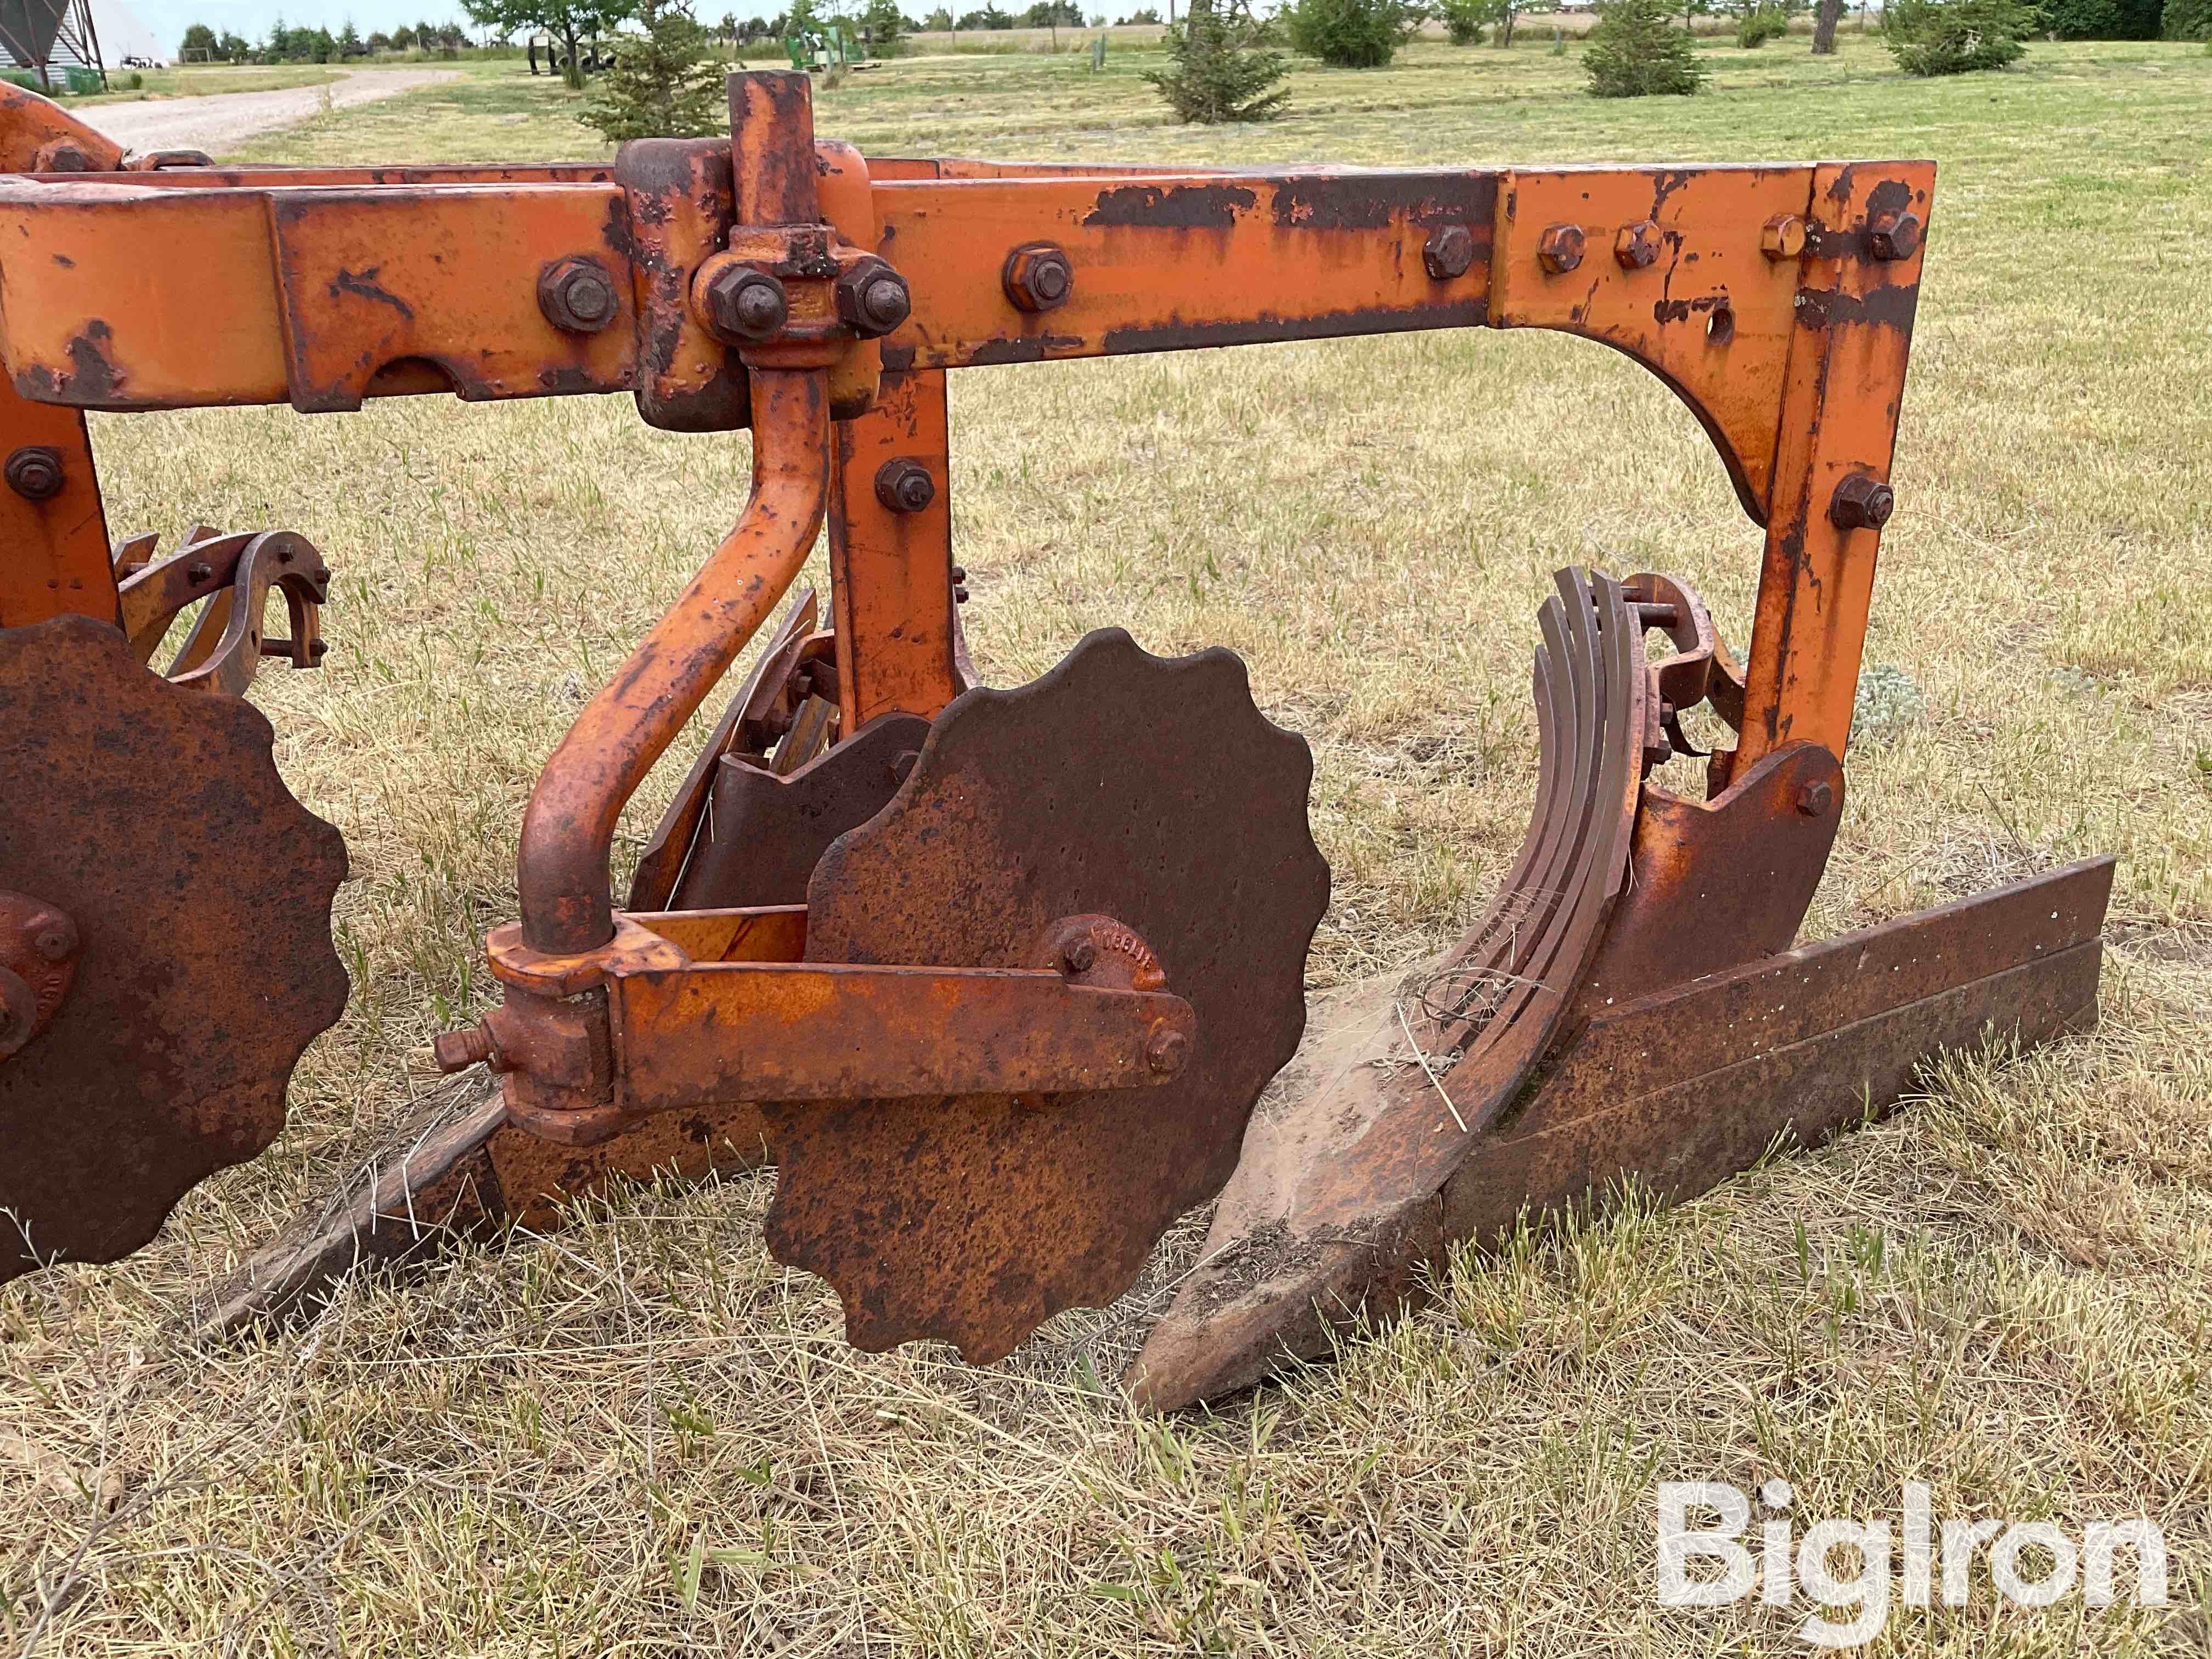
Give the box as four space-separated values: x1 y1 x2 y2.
1128 571 1646 1409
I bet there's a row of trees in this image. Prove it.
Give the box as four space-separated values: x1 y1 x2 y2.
179 18 473 59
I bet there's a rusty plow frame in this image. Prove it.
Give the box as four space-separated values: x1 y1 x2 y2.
0 73 2112 1408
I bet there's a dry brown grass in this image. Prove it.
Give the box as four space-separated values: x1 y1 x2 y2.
4 35 2209 1656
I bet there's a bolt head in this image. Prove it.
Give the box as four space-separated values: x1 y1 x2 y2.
701 267 788 345
1536 223 1585 275
1423 223 1477 282
1146 1024 1189 1077
4 446 64 503
33 920 74 961
1829 474 1896 532
1062 937 1098 975
187 561 215 583
1869 210 1922 262
1760 214 1808 262
873 458 936 516
538 256 619 335
1614 221 1662 271
1795 780 1835 819
1003 242 1075 313
831 257 912 339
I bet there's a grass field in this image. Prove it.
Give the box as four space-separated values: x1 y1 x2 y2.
6 33 2211 1657
73 65 345 105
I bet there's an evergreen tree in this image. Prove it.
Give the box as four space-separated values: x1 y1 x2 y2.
1144 0 1288 119
1882 0 2030 70
1583 0 1705 94
583 0 725 138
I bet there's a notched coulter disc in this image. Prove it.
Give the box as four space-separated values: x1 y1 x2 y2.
766 628 1330 1363
0 616 348 1285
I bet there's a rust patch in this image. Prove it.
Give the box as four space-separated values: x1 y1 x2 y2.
1084 182 1256 229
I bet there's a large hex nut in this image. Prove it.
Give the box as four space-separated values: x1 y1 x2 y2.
4 446 64 503
1868 211 1922 262
1760 214 1808 262
538 256 620 335
836 257 913 338
874 458 936 515
699 266 789 345
1614 220 1662 271
1537 223 1585 275
1829 473 1896 532
1423 224 1477 282
1002 242 1074 313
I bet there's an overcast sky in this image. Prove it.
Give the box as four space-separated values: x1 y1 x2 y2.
128 0 780 55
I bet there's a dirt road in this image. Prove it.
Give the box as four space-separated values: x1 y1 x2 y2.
85 68 460 157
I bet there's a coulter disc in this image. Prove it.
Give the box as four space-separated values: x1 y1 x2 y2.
0 616 348 1285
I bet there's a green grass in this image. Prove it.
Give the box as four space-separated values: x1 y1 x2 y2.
5 35 2210 1658
73 64 345 105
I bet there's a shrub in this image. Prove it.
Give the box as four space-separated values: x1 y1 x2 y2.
2037 0 2158 35
1735 3 1787 43
1883 0 2030 73
1282 0 1413 66
1583 0 1704 94
582 0 724 139
2165 0 2211 36
1439 0 1486 42
1146 0 1288 119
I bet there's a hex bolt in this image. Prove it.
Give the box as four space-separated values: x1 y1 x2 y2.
32 918 75 962
1536 223 1585 275
4 446 64 503
1146 1024 1189 1077
1868 211 1922 262
1796 780 1835 819
538 256 619 335
836 257 913 338
1760 214 1808 262
873 458 936 516
432 1021 499 1074
1614 220 1662 272
1002 242 1075 313
1423 223 1476 282
1829 473 1896 532
700 266 789 345
187 561 214 583
1062 937 1098 975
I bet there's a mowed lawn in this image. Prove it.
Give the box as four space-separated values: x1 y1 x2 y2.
5 33 2210 1656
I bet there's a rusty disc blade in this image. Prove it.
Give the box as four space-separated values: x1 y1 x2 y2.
0 615 348 1285
764 628 1330 1363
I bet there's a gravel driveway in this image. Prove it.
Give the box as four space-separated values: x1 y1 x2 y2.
84 69 460 157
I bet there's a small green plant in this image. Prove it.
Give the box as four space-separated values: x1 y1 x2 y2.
1734 3 1787 44
123 69 144 87
1440 0 1487 43
581 0 724 138
1583 0 1704 94
1883 0 2030 72
1283 0 1414 66
1147 0 1289 122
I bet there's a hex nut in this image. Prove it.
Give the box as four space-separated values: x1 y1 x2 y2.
1002 242 1075 313
1423 223 1477 282
1795 780 1835 819
1146 1024 1189 1076
538 256 620 335
700 266 789 344
836 257 913 338
1829 473 1896 532
874 458 936 516
1760 213 1808 262
1537 223 1585 275
4 446 64 503
1614 220 1662 271
1868 210 1922 262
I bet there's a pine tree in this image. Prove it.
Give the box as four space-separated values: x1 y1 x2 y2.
583 0 726 139
1144 0 1288 121
1583 0 1705 95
